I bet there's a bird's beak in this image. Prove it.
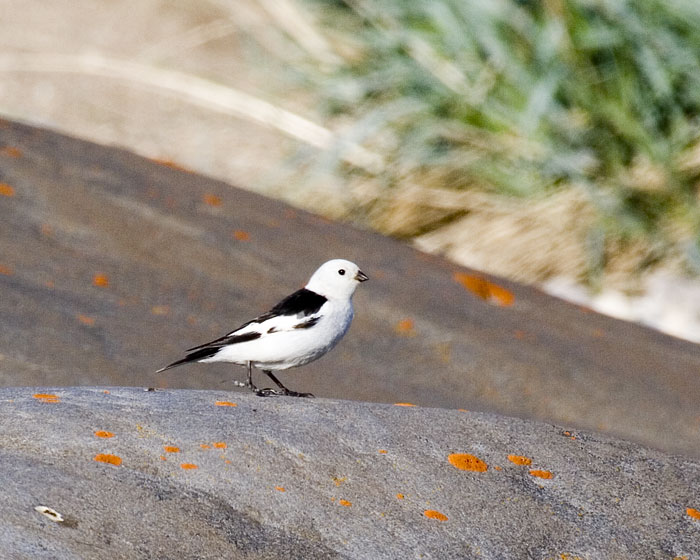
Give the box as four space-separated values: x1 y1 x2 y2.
355 270 369 282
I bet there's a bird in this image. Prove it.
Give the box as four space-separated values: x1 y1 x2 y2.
157 259 368 397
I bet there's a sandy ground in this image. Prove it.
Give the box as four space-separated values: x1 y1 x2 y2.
1 0 699 343
0 1 321 199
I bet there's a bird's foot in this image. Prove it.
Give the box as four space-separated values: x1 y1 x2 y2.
255 387 314 398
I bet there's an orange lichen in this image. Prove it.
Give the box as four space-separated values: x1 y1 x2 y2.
529 469 553 479
687 507 700 520
33 393 60 403
332 476 347 487
0 183 15 197
103 390 110 394
396 493 405 500
215 401 237 407
0 146 22 158
93 274 109 287
160 455 167 461
150 305 169 316
200 444 211 449
424 509 448 521
275 486 286 492
94 453 122 466
493 465 502 471
394 402 417 407
233 230 250 241
164 446 180 453
180 463 198 470
94 431 114 439
212 442 227 449
507 455 532 466
203 193 222 206
0 265 13 275
395 318 416 336
457 408 469 413
448 453 488 472
339 499 352 507
453 272 514 307
152 158 191 172
378 449 388 454
76 314 95 326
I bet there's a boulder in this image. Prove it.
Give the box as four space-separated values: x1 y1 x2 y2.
1 387 698 559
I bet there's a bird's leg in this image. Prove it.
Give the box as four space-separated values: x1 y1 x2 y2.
242 361 258 393
255 370 314 398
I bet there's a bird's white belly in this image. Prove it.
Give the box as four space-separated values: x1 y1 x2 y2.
204 302 353 370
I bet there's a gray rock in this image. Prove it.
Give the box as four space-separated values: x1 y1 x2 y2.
0 387 698 559
1 119 700 460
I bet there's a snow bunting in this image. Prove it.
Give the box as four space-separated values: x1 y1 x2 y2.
158 259 368 397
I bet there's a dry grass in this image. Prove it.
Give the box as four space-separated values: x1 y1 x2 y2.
413 188 597 283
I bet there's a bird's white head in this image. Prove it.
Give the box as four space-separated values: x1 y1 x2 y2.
305 259 368 300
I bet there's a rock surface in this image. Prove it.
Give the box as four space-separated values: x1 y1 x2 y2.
1 119 700 459
0 387 698 559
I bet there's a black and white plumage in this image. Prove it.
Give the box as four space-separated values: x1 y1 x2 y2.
157 259 368 397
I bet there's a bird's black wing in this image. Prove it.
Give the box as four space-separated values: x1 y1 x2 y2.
253 288 327 323
186 288 327 351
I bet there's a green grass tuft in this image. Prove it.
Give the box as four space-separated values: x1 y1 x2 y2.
297 0 700 279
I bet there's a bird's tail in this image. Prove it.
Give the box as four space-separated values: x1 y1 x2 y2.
155 358 188 373
156 346 220 373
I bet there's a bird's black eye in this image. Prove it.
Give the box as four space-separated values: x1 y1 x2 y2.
338 269 346 276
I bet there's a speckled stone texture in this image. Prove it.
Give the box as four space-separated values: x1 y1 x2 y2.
1 118 700 461
0 387 698 559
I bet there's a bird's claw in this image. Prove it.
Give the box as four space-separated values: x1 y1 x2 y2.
291 391 315 398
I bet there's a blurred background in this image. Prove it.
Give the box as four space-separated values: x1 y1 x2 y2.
2 0 700 341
